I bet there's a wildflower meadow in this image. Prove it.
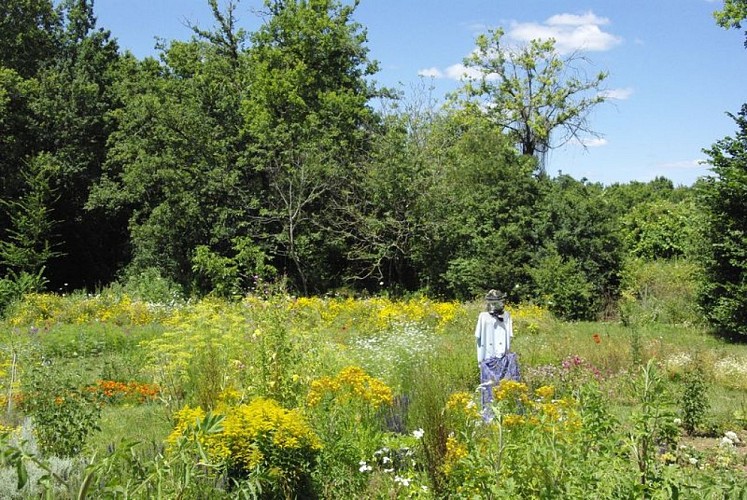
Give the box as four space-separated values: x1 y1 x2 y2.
0 290 746 498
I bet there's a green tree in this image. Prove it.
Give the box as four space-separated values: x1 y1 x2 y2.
90 15 256 293
530 175 623 319
0 153 60 276
243 0 380 293
0 0 60 234
0 0 124 290
458 29 608 174
0 0 60 78
338 85 437 291
32 0 125 288
0 67 35 208
0 154 59 312
621 198 699 260
412 110 540 299
714 0 747 45
698 105 747 338
604 177 691 216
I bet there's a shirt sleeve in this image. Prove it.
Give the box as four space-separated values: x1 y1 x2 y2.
508 314 514 337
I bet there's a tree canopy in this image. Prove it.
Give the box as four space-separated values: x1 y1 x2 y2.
1 0 737 328
698 105 747 337
715 0 747 45
457 29 608 174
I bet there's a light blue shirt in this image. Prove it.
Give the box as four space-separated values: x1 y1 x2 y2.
475 311 513 363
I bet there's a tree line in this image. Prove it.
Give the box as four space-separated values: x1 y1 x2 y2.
0 0 744 336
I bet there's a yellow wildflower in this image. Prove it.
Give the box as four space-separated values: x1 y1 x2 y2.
442 435 469 475
445 391 481 420
494 379 529 404
534 385 555 401
502 414 526 427
308 366 393 409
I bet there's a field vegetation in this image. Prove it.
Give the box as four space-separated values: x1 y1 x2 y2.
0 269 746 498
1 0 747 497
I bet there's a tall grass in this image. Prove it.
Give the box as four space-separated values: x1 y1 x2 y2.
0 288 745 497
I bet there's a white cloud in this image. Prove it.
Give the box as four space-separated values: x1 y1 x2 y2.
569 136 608 148
417 67 443 78
444 63 484 81
546 12 610 27
507 11 622 54
580 137 608 148
599 87 634 100
658 159 707 170
421 10 620 82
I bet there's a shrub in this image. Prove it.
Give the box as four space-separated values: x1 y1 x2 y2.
0 271 47 318
527 251 596 321
619 258 700 326
305 366 395 497
144 298 305 412
19 364 100 457
680 365 710 435
168 398 321 496
621 199 698 260
440 380 590 498
117 267 184 304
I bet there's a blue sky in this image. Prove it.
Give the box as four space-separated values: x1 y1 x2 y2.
94 0 747 186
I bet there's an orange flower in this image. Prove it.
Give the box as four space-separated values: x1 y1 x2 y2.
592 333 601 344
86 380 160 404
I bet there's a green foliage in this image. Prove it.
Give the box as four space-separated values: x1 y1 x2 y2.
0 153 61 280
0 0 705 308
680 365 710 435
0 415 257 499
413 111 540 299
527 250 596 321
620 258 701 326
91 35 254 292
244 0 381 294
698 104 747 338
621 198 699 260
714 0 747 44
578 382 619 453
142 298 304 413
306 366 396 496
192 237 276 297
530 175 623 320
604 176 690 215
117 267 184 304
0 270 47 317
0 0 60 79
629 327 643 367
396 348 476 495
0 0 125 291
0 427 83 499
628 360 680 489
20 363 101 457
33 322 160 360
341 96 431 290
